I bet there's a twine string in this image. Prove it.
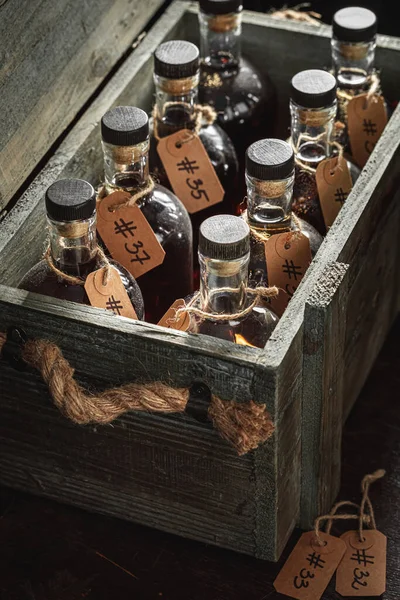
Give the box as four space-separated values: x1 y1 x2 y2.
106 178 155 211
359 469 385 540
270 3 321 25
152 102 216 143
45 245 112 287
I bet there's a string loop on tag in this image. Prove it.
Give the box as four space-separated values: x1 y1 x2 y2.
44 245 112 287
105 179 155 212
152 103 217 143
359 468 385 541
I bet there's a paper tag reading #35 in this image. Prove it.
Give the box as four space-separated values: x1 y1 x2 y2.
347 93 388 168
335 529 387 597
264 231 312 317
156 129 225 214
96 191 165 279
157 299 190 331
316 155 353 229
274 531 347 600
84 267 138 319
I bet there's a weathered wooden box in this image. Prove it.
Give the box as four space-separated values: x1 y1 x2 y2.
0 1 399 561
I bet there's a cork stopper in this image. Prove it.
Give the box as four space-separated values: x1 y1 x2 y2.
199 215 250 260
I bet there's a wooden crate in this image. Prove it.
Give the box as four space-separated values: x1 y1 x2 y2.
0 1 399 561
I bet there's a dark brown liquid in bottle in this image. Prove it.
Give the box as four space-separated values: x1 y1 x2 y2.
18 247 144 320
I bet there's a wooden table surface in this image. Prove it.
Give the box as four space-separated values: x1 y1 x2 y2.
1 317 399 600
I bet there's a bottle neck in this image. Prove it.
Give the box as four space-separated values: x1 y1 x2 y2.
48 214 97 275
199 9 242 70
154 74 199 134
103 140 150 194
246 173 294 231
290 100 337 167
331 36 376 90
199 253 249 315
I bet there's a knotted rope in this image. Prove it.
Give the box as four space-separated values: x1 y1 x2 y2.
45 245 112 287
0 332 274 455
152 103 217 143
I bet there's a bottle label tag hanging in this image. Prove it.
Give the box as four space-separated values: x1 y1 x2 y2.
157 299 190 331
274 531 347 600
156 129 225 214
335 529 387 597
316 155 353 229
347 93 387 168
96 191 165 279
264 231 312 317
84 266 138 319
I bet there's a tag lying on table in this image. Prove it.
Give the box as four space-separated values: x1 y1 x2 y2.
274 531 347 600
347 93 388 168
84 266 138 319
157 129 224 214
335 529 387 597
316 155 353 229
96 191 165 279
157 299 190 331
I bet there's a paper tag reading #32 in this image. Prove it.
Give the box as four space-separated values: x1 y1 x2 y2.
274 531 347 600
84 267 138 319
96 191 165 279
347 93 388 168
264 231 312 317
157 129 225 214
316 155 353 229
335 529 387 597
157 299 190 331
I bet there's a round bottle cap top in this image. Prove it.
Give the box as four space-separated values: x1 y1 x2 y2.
246 138 294 181
291 69 337 109
333 7 377 42
46 179 96 222
154 40 200 79
199 0 242 15
199 215 250 260
101 106 149 146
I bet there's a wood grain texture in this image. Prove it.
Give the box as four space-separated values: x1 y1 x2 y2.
301 262 349 528
0 0 165 211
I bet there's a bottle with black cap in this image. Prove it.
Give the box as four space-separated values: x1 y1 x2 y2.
150 39 239 227
243 138 322 286
186 214 278 348
290 69 360 235
101 106 193 323
197 0 275 159
18 179 144 318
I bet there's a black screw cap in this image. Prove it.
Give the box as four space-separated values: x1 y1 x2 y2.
291 69 337 109
199 215 250 260
246 139 294 181
154 40 200 79
333 7 378 43
45 179 96 222
101 106 149 147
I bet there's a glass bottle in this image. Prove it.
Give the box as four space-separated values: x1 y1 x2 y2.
290 69 360 235
331 7 381 150
187 214 279 348
149 39 239 255
243 138 322 286
101 106 193 323
18 179 144 319
198 0 276 166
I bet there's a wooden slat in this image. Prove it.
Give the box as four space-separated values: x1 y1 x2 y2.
0 0 165 211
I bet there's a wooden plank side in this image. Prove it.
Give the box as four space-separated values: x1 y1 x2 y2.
301 262 349 528
0 0 165 211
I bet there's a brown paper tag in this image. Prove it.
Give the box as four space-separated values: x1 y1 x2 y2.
157 299 190 331
335 530 387 597
96 191 165 278
264 231 312 317
347 93 388 168
316 155 353 229
84 267 138 319
274 531 347 600
156 129 225 214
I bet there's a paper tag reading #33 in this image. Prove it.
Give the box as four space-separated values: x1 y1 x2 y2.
347 93 388 168
157 299 190 331
274 531 347 600
84 267 138 319
156 129 225 214
264 231 312 317
96 191 165 279
316 155 353 229
335 529 387 597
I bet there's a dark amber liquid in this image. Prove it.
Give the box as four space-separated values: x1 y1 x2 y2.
18 249 145 320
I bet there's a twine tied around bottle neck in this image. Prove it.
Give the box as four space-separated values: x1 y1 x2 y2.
243 208 303 244
104 178 156 212
337 70 381 108
44 244 112 287
313 469 385 546
291 133 345 175
152 102 217 143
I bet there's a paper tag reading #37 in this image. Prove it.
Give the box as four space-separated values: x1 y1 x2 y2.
96 191 165 279
157 129 225 214
157 299 190 331
84 267 138 319
264 231 312 317
335 529 387 597
347 93 388 168
316 155 353 229
274 531 347 600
